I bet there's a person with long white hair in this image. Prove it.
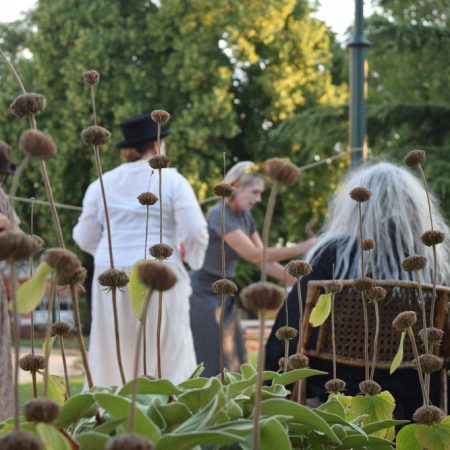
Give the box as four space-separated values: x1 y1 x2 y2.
265 161 450 418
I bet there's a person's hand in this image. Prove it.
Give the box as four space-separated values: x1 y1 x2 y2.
0 213 12 231
298 237 317 255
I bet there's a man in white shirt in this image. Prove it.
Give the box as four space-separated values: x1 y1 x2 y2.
73 113 208 385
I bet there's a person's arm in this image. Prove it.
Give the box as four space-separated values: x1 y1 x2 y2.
224 229 315 266
173 175 208 270
72 181 103 256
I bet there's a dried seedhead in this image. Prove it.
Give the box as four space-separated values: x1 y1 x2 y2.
150 109 171 126
417 354 443 373
325 378 346 394
149 243 173 260
214 183 234 197
240 281 286 312
57 266 87 286
212 278 238 295
286 260 312 279
404 150 426 167
23 398 60 423
19 129 56 160
83 70 100 86
45 248 81 275
401 255 427 272
0 231 42 261
352 276 375 292
10 93 47 117
51 321 71 337
349 187 371 203
393 311 417 331
81 125 111 146
138 261 177 292
324 280 343 294
366 286 387 302
19 354 45 373
419 327 444 347
287 353 309 370
359 379 381 396
0 431 43 450
361 238 374 251
413 405 444 425
149 154 170 170
137 192 158 206
275 326 298 341
264 158 300 186
106 434 154 450
98 268 129 290
421 230 445 247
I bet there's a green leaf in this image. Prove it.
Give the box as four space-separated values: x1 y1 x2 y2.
156 402 192 428
309 293 332 327
351 391 395 427
260 417 292 450
178 377 222 412
154 431 243 450
35 423 72 450
16 262 51 313
272 368 327 386
174 395 219 433
416 416 450 450
396 424 422 450
128 259 148 318
318 397 346 418
241 364 256 379
340 434 394 448
188 362 205 379
260 399 341 445
119 377 182 396
43 335 56 356
76 432 109 450
363 419 410 435
95 393 160 441
178 378 210 389
390 330 406 374
47 375 67 405
94 417 127 434
55 393 96 427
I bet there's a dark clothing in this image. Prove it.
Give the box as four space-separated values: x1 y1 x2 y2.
265 239 448 420
189 202 255 377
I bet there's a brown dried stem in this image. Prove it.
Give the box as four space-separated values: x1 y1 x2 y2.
407 327 429 406
9 259 19 431
157 291 163 379
59 335 71 398
111 287 126 384
370 301 380 381
43 278 56 397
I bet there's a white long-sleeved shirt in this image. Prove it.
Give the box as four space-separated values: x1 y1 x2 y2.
73 161 208 269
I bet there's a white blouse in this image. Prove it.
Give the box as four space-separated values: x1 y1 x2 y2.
73 160 208 269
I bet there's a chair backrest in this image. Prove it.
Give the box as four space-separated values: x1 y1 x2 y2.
302 280 450 369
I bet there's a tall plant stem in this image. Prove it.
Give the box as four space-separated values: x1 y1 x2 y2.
158 169 163 243
0 50 26 94
29 197 36 356
261 183 280 282
70 285 93 388
8 157 29 209
331 294 337 379
142 319 147 376
296 278 303 353
407 327 429 406
144 206 149 259
417 164 438 328
219 294 226 383
370 302 380 380
156 291 164 379
59 335 71 398
111 287 126 384
414 271 429 354
9 259 20 431
357 202 370 380
43 278 56 397
31 372 37 398
130 291 152 433
252 309 266 450
283 339 289 373
93 146 114 268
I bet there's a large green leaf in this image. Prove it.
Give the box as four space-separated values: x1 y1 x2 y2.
178 378 210 389
35 423 72 450
178 377 222 412
309 293 332 327
55 393 96 427
47 374 67 405
174 396 219 433
15 261 51 313
363 419 409 436
260 417 292 450
188 363 205 379
260 399 341 445
128 259 149 318
318 397 346 418
351 391 395 427
396 424 422 450
241 364 256 379
94 417 128 435
315 409 367 437
76 432 109 450
390 330 405 374
156 402 192 428
95 393 160 441
416 416 450 450
119 377 182 396
155 431 243 450
272 368 327 386
340 434 394 449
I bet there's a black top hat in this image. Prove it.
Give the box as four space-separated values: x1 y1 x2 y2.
116 113 171 148
0 141 16 175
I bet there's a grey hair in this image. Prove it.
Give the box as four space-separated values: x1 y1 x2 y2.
308 162 450 284
224 161 263 187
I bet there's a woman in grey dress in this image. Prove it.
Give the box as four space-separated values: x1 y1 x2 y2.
189 161 315 377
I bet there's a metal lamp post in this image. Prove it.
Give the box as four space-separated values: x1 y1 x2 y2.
348 0 370 166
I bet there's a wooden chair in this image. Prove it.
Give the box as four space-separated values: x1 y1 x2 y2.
301 280 450 410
